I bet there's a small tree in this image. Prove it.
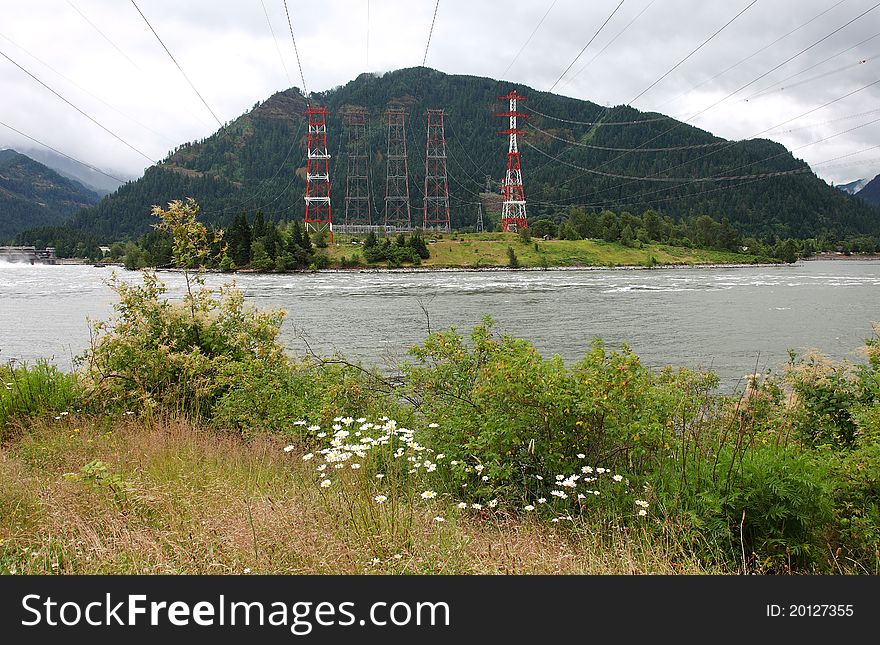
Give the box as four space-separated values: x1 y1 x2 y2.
507 246 520 268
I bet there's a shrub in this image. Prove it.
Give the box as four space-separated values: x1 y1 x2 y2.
0 361 83 435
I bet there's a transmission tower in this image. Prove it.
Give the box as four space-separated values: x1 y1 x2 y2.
343 108 371 226
476 202 484 233
383 107 411 230
423 109 450 231
304 106 333 241
496 90 528 232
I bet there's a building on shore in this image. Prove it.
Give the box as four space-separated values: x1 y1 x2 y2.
0 246 58 265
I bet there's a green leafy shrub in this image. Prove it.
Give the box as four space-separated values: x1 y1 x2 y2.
0 361 83 435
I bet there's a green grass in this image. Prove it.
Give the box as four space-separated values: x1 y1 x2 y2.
324 233 769 269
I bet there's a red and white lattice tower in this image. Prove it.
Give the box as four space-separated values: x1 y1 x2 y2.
423 109 450 231
343 108 371 226
384 107 411 230
304 106 333 241
496 90 528 232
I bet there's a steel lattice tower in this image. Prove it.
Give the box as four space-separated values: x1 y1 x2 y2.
496 90 528 232
423 109 450 231
383 108 411 230
304 106 333 241
343 108 372 226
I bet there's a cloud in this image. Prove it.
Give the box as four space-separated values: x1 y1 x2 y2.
0 0 877 186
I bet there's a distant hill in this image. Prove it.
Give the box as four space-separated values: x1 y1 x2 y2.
857 174 880 206
18 146 128 196
0 149 101 241
836 178 869 195
28 67 880 242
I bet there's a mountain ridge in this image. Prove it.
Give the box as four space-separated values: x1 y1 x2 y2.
19 67 880 243
0 149 102 241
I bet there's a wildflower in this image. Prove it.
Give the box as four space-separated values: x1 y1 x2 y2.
457 502 467 509
436 453 445 459
428 423 440 428
596 467 606 474
316 464 327 471
334 464 345 469
350 463 361 469
356 417 366 423
471 503 482 510
375 474 385 479
450 460 459 466
481 475 488 482
638 509 648 516
433 516 445 523
301 452 314 460
474 464 484 473
124 411 134 416
555 475 564 481
535 475 543 480
293 420 307 426
421 490 437 500
320 479 332 488
577 493 586 500
369 557 381 566
593 491 600 496
488 499 498 508
577 453 585 459
612 474 623 482
635 499 649 508
308 425 321 433
317 432 327 438
341 417 354 426
537 497 547 504
243 568 251 574
374 495 387 504
393 554 402 560
551 518 560 523
426 463 437 473
550 490 568 499
332 424 342 431
581 466 593 474
524 505 535 511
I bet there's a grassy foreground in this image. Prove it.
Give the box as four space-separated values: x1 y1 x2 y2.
324 233 768 269
0 415 720 575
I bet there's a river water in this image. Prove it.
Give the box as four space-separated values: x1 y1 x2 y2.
1 260 878 389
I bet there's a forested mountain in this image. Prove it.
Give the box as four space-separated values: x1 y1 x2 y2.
0 149 101 241
29 67 880 243
857 174 880 206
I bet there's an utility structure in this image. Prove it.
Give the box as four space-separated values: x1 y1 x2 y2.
496 90 528 232
304 105 333 241
423 109 450 231
383 107 412 230
343 108 372 227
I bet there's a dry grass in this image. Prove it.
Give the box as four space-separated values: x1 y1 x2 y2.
0 415 728 575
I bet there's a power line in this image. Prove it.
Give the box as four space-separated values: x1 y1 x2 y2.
547 0 626 94
282 0 309 99
742 30 880 101
652 0 849 112
527 122 728 152
129 0 223 126
260 0 292 85
500 0 559 79
682 1 880 124
628 0 758 105
523 105 671 126
423 0 441 67
559 0 656 92
66 0 143 73
0 48 157 164
745 55 875 103
0 119 127 184
0 31 176 146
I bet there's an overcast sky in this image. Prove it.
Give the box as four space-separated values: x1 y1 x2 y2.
1 0 878 186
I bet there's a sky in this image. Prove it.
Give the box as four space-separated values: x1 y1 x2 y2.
0 0 878 187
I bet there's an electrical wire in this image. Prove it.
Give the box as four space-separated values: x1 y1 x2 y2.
0 118 127 184
547 0 626 94
500 0 559 79
0 48 157 164
423 0 441 67
129 0 223 127
282 0 309 99
628 0 758 105
260 0 292 86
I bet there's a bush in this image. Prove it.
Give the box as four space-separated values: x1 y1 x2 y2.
655 444 834 572
0 361 83 435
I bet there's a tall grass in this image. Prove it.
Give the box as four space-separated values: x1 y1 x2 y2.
0 361 82 436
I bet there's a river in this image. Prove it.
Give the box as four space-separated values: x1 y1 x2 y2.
1 259 878 389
